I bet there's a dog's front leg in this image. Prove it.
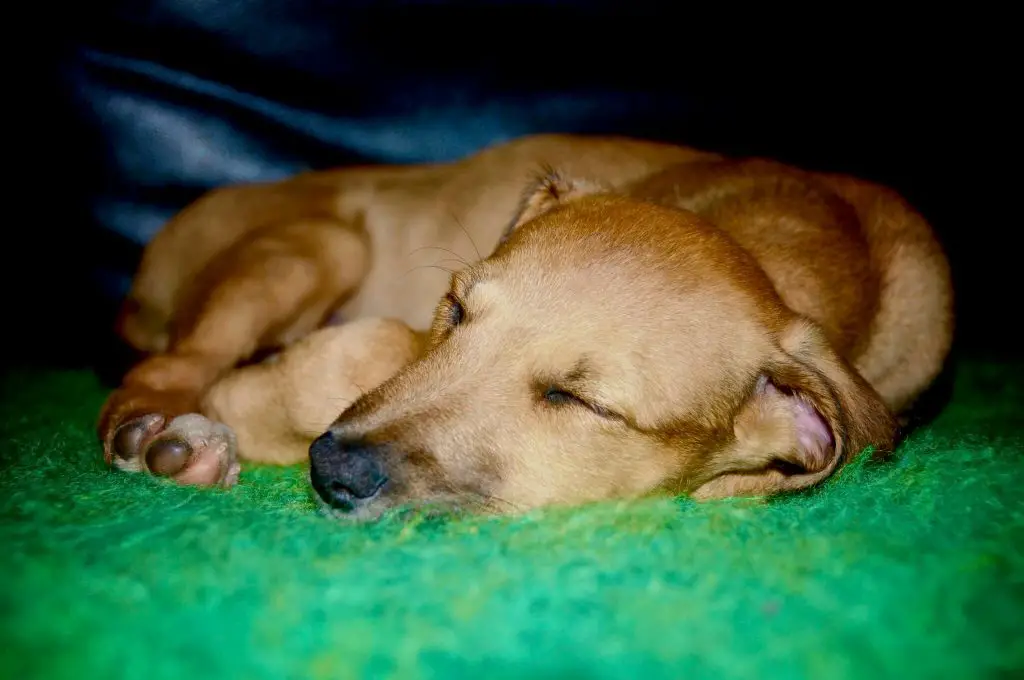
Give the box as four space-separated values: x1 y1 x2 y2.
97 219 369 487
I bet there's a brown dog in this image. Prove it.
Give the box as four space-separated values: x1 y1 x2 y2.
98 134 953 519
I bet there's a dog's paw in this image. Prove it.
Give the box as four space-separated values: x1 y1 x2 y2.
109 413 240 487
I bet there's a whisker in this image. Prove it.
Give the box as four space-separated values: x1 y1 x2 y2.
398 264 456 281
448 209 483 261
433 258 469 268
406 245 469 267
479 493 519 512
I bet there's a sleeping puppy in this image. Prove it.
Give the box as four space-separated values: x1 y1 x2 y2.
98 135 953 520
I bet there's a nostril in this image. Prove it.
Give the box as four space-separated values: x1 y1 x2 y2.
320 475 387 512
330 473 388 501
326 481 356 511
365 474 389 498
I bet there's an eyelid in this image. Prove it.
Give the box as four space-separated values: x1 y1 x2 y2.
582 396 618 420
587 400 617 419
545 386 621 421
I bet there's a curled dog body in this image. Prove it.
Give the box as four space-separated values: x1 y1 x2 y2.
99 135 953 520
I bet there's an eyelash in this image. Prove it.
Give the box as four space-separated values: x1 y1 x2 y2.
542 387 616 420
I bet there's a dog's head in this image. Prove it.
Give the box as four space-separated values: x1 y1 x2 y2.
310 173 897 520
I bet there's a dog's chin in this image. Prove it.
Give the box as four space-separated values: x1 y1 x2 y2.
311 485 494 524
309 487 388 523
314 494 388 522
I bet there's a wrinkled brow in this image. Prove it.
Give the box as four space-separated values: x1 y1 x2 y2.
535 358 597 391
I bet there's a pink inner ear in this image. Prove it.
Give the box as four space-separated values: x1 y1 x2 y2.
761 379 835 471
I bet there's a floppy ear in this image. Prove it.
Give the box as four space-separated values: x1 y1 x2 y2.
498 168 610 246
692 318 897 500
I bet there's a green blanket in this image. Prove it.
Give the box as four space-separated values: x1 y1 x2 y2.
2 359 1022 680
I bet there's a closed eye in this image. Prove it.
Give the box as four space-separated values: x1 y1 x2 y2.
542 387 619 420
445 293 465 327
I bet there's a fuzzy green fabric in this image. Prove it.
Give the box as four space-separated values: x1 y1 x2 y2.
1 359 1022 680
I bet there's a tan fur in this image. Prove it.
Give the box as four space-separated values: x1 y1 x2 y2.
202 319 422 465
97 134 953 519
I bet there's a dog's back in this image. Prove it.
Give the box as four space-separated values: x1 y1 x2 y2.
627 159 953 413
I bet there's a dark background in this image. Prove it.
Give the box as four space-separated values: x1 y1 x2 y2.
10 2 1016 377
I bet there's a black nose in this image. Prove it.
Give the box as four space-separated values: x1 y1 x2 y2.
309 432 389 510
